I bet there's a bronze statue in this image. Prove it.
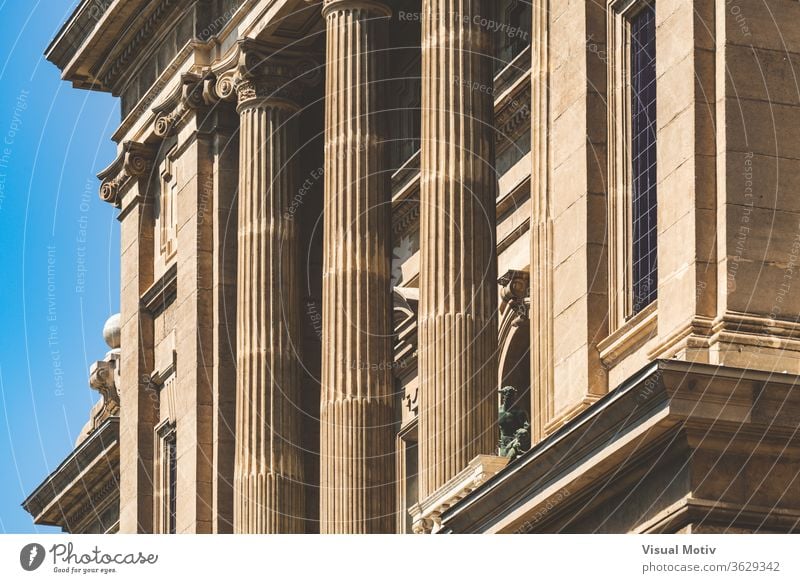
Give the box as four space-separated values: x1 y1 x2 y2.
498 386 531 460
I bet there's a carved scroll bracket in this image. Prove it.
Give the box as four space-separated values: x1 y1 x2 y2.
97 141 157 207
151 72 211 138
499 269 531 327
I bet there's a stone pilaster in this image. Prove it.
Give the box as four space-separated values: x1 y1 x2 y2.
220 55 306 533
319 0 395 533
417 0 499 501
99 142 158 533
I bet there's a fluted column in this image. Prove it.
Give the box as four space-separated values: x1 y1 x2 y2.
530 0 553 443
418 0 499 500
225 59 305 533
320 0 395 533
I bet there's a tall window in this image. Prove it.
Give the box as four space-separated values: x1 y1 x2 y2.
629 3 657 314
159 153 178 261
166 431 177 534
497 0 532 66
155 420 177 534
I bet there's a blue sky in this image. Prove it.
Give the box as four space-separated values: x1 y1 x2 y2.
0 1 120 533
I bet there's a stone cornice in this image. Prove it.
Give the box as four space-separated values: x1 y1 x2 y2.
391 150 421 238
67 474 120 533
22 417 120 528
439 360 800 533
97 141 158 207
495 66 531 152
46 0 186 93
98 0 182 91
410 455 510 534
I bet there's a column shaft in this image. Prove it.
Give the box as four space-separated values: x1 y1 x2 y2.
418 0 499 500
234 92 304 533
320 0 395 534
530 0 553 443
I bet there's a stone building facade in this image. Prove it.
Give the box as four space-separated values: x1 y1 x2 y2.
25 0 800 533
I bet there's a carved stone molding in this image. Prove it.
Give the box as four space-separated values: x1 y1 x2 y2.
99 0 180 91
89 353 121 431
499 269 531 326
152 72 209 138
410 455 510 534
495 73 532 151
321 0 392 18
97 141 157 207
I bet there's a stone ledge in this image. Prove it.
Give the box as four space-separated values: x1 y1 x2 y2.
410 455 509 534
439 360 800 534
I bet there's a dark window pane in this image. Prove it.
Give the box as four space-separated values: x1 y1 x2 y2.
630 3 657 314
497 0 532 67
167 433 177 534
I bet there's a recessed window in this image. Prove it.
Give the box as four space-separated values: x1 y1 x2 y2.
166 431 177 534
158 154 178 261
155 419 177 534
629 3 657 314
497 0 532 66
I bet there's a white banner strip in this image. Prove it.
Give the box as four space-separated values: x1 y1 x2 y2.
1 535 797 582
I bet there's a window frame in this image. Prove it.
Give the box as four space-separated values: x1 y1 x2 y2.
607 0 659 333
154 419 178 534
158 149 178 262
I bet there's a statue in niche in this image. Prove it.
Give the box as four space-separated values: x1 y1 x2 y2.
498 386 531 461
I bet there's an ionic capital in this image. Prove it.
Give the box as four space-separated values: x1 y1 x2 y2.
211 40 321 112
321 0 392 18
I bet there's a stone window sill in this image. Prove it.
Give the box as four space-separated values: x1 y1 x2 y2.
598 301 658 368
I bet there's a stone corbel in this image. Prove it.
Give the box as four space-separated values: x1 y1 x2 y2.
97 141 157 207
499 269 531 326
152 72 209 138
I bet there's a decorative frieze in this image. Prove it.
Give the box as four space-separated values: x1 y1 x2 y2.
99 0 181 90
495 73 532 150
